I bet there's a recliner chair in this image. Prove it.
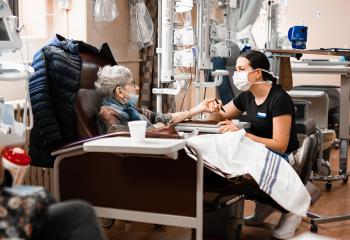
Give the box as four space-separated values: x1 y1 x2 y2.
44 46 321 239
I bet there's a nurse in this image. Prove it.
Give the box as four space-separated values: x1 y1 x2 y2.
201 50 302 239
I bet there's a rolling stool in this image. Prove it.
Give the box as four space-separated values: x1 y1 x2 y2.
293 101 350 233
290 92 341 191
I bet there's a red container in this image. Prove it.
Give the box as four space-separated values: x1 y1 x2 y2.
1 147 31 185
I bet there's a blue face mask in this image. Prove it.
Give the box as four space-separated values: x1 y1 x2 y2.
127 93 139 106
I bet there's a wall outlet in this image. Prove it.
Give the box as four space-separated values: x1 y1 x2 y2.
316 10 322 19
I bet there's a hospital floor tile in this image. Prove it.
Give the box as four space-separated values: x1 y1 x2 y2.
104 146 350 240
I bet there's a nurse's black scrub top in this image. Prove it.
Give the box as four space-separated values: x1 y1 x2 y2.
233 84 299 154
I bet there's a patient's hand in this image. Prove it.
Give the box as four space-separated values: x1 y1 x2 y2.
153 122 166 129
217 119 240 133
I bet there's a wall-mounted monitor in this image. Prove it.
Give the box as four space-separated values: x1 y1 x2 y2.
0 0 22 55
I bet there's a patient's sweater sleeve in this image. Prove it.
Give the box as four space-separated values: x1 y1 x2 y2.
97 106 129 134
141 108 172 124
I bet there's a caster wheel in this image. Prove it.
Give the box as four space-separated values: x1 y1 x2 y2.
310 224 318 233
153 224 164 230
325 182 332 191
100 218 115 229
343 176 348 183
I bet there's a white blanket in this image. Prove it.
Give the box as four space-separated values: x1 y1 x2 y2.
186 129 311 216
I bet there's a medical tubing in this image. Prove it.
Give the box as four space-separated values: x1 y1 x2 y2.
17 26 33 130
179 64 193 111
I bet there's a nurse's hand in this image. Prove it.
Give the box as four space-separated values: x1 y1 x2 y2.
217 119 240 133
198 98 222 113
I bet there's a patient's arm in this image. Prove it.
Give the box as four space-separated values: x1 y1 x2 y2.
141 108 172 125
155 99 242 124
142 107 193 125
142 107 196 125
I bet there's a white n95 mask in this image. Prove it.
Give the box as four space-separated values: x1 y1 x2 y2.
232 71 251 91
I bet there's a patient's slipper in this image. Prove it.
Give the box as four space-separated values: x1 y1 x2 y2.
244 201 274 226
272 212 302 239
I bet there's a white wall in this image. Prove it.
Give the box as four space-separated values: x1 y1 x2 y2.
51 0 87 41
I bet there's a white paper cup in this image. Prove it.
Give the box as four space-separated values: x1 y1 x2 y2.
128 120 147 142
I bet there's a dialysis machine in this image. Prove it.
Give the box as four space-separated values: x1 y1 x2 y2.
152 0 286 113
153 0 235 113
0 0 33 147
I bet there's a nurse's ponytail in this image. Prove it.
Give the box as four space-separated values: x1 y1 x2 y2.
262 71 278 85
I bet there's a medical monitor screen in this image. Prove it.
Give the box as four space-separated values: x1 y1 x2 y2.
0 18 10 41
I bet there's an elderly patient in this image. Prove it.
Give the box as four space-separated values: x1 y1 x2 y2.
95 65 205 134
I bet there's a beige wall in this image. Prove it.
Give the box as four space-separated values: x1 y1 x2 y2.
284 0 350 50
85 0 140 82
283 0 350 87
50 0 87 41
50 0 140 84
0 0 140 101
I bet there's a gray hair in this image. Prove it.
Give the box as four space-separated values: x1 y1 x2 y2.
95 65 133 98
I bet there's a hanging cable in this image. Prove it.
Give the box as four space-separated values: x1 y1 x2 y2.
179 64 193 111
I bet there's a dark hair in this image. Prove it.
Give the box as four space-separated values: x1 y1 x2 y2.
240 50 277 84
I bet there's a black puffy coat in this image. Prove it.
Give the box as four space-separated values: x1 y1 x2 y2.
29 34 116 167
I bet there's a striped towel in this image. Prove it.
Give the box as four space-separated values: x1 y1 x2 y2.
186 129 311 216
259 150 283 195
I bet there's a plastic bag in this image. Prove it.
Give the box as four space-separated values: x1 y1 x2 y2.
94 0 119 22
129 0 154 49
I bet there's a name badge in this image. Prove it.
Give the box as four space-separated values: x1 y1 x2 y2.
256 112 267 119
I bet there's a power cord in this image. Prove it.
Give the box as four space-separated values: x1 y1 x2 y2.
179 64 193 111
203 86 207 100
